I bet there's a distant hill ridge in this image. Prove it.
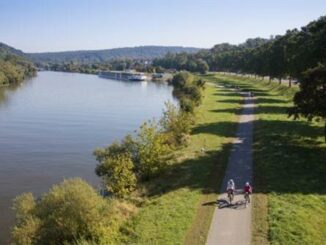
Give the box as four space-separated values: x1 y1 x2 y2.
27 46 201 64
0 42 27 59
1 42 201 64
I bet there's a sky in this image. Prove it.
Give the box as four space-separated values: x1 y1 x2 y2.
0 0 326 53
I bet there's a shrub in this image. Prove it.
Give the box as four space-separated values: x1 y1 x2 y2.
171 72 193 89
171 72 205 113
97 153 137 198
94 135 138 177
12 178 124 245
136 121 173 179
160 102 193 146
179 97 195 113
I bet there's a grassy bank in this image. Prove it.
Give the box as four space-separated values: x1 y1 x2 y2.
212 74 326 245
116 82 242 244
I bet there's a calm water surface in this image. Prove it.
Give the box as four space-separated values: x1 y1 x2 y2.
0 71 175 242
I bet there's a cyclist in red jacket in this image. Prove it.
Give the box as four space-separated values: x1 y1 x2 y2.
244 182 252 203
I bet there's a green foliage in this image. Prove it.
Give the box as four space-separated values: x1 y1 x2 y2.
94 120 174 195
0 53 36 86
160 102 193 146
136 121 173 179
179 97 196 113
12 193 40 245
94 135 138 176
290 63 326 120
153 52 210 73
154 16 326 86
289 63 326 141
11 178 125 245
171 72 194 89
171 72 205 113
0 70 9 85
196 59 209 74
96 153 137 198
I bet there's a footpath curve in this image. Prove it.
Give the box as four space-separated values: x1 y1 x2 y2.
206 88 255 245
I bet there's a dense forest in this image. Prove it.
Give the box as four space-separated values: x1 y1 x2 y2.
28 46 200 64
0 43 36 86
153 16 326 85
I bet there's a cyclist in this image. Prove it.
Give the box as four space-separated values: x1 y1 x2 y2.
226 179 235 203
227 179 235 194
244 182 252 203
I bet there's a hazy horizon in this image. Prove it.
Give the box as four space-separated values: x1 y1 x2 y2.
1 0 326 52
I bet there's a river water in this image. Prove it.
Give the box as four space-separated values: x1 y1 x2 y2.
0 71 176 242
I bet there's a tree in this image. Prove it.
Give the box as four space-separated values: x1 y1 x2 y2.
196 59 209 74
289 63 326 141
12 178 119 244
0 71 8 85
95 153 137 197
160 102 192 146
136 121 173 179
171 72 193 89
11 193 40 245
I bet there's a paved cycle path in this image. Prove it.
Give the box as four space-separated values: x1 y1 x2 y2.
206 90 255 245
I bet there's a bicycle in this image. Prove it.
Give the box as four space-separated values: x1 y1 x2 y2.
227 189 234 204
244 192 251 207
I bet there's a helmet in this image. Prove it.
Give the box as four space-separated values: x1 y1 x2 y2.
245 182 250 186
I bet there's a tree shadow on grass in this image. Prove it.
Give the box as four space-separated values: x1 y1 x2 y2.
209 105 288 116
255 97 290 104
192 121 239 138
253 119 326 195
145 143 234 198
216 98 287 105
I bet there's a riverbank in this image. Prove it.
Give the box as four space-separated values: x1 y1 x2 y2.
212 74 326 245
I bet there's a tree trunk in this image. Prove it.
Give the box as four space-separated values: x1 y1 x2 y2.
278 78 281 85
289 77 292 88
324 120 326 143
268 76 271 84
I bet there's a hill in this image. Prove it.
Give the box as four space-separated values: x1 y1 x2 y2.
28 46 201 64
0 42 36 86
0 42 27 59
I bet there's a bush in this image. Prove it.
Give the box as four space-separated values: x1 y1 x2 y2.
171 72 193 89
94 135 138 177
12 178 124 245
184 85 202 105
179 97 195 113
97 153 137 198
171 72 205 113
0 71 9 85
136 121 173 179
160 102 193 146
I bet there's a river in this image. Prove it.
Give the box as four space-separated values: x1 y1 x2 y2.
0 71 176 243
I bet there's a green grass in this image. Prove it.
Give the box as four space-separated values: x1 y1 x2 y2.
117 82 242 244
212 74 326 245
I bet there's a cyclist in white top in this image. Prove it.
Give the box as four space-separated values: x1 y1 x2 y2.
227 179 235 192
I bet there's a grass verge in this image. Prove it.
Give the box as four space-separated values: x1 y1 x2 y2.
117 82 242 244
212 74 326 245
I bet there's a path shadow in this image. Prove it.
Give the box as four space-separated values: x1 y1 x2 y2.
202 198 247 210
